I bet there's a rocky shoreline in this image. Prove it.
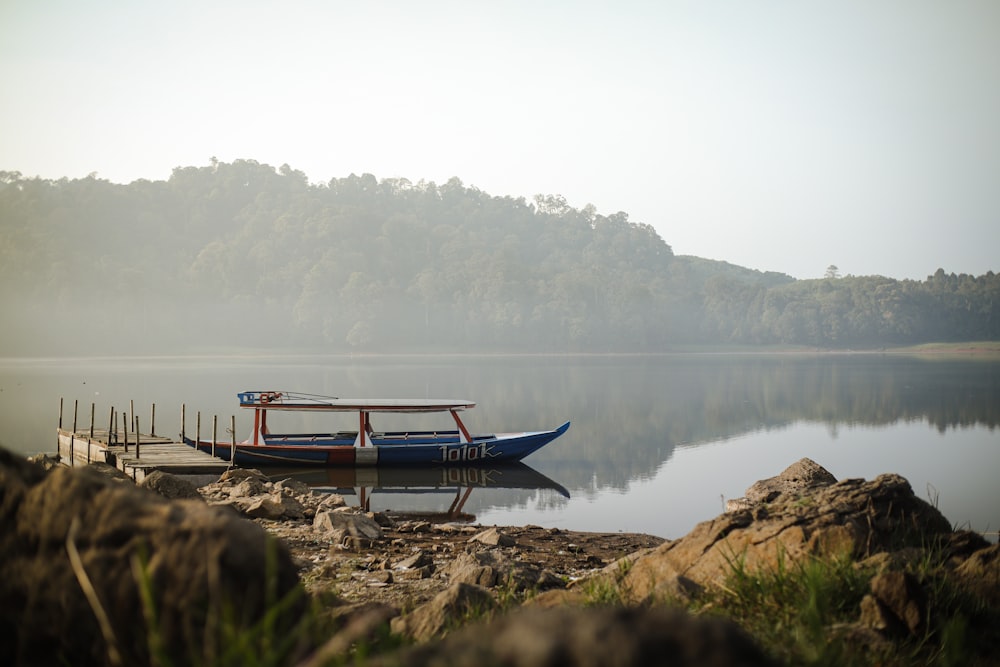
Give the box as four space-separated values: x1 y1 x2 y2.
188 467 665 613
2 449 998 666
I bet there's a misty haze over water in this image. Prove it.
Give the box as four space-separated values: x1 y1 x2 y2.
1 354 996 540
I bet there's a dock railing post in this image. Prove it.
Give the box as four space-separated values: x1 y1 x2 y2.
123 413 129 452
88 402 95 463
129 400 135 432
196 412 201 454
151 403 156 437
107 407 114 445
58 398 63 457
71 400 78 467
135 415 141 458
181 404 186 443
212 415 217 459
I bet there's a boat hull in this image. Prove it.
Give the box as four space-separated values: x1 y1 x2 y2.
184 422 569 467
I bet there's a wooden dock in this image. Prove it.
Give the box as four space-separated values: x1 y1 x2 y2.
57 428 231 482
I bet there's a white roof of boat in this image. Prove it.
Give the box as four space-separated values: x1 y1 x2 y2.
238 391 475 412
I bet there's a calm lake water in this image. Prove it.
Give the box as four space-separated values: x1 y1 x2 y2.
0 354 997 540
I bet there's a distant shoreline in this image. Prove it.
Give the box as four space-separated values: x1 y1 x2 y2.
884 341 1000 356
1 341 998 363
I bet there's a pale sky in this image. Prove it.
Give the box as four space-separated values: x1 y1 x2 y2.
2 0 998 280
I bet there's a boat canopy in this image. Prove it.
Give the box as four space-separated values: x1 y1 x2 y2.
237 391 476 413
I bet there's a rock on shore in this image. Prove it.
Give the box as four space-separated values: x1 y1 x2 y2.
619 458 954 602
542 458 999 658
0 449 308 666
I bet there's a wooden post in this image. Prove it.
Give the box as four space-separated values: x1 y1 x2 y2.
123 413 129 452
58 398 63 456
107 407 115 445
196 411 201 453
150 403 156 437
181 404 186 443
129 400 135 432
212 415 217 459
135 415 141 458
230 415 236 468
88 402 95 463
70 400 78 467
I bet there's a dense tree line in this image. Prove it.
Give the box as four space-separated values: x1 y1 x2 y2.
697 269 1000 346
0 161 996 355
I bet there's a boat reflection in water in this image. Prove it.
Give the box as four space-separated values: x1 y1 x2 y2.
266 462 570 522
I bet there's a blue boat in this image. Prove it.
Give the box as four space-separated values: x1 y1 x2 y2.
183 391 569 467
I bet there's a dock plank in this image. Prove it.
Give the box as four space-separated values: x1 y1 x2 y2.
57 429 231 481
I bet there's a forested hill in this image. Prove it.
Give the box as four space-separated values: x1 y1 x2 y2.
0 161 996 355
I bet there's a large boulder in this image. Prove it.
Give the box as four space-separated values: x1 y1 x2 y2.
0 447 308 667
619 469 952 603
